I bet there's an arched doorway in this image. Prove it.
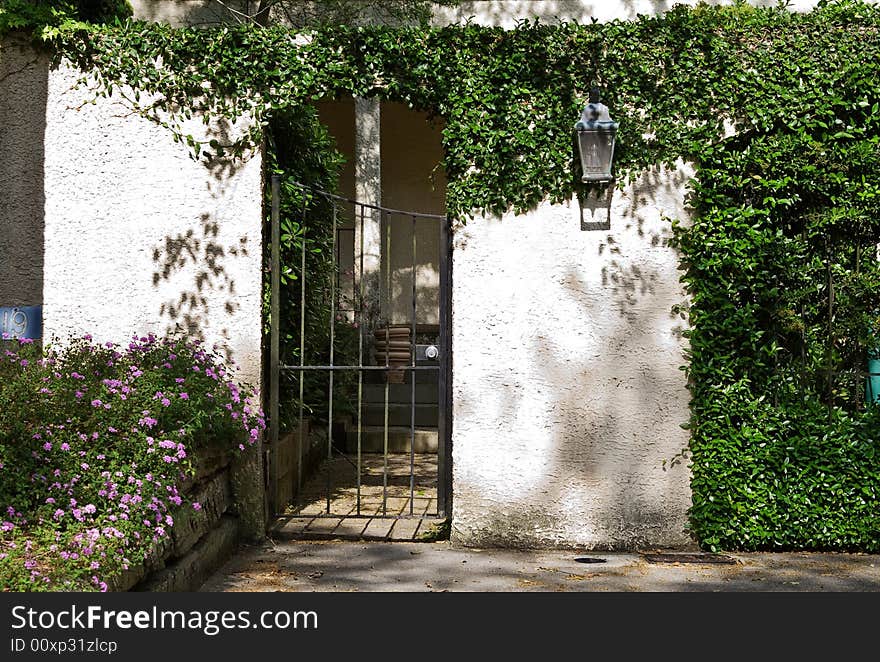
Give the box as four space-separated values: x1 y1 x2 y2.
266 99 451 540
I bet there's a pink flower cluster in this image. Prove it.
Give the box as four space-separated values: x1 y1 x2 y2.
1 332 265 591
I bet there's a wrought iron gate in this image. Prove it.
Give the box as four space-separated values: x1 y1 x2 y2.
267 176 451 522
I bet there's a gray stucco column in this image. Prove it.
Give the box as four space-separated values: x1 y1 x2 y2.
0 36 47 310
354 97 382 326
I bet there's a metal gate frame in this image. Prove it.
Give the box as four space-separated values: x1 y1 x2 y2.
267 176 452 520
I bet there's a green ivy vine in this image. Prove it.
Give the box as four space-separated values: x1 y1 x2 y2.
13 1 878 219
4 0 880 550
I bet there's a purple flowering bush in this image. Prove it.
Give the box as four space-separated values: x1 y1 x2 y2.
0 333 264 591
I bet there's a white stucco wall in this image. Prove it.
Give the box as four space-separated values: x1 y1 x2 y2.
129 0 236 26
130 0 825 27
451 163 694 549
0 39 263 390
432 0 823 26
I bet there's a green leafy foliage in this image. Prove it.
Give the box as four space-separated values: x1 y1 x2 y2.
22 1 880 220
264 106 356 429
0 0 131 34
678 112 880 551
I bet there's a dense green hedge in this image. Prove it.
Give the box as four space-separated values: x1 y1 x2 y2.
679 124 880 551
5 0 880 550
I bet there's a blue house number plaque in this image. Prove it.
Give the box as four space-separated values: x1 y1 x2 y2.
0 306 42 340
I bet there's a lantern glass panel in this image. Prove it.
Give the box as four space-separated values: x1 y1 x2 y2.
578 129 616 182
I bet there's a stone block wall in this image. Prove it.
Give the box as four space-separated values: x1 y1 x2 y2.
113 445 255 592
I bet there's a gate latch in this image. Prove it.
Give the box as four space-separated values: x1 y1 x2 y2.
417 344 439 361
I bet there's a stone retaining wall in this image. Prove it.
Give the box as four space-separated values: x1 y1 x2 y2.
111 445 259 592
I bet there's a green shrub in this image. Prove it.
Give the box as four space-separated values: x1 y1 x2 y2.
677 120 880 551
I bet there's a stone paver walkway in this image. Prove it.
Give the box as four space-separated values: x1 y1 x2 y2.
270 453 443 542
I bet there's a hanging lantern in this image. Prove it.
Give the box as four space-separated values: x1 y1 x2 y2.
575 88 618 183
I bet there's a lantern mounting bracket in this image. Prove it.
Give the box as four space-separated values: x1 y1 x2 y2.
578 183 614 232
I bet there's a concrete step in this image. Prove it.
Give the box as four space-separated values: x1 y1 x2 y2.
346 427 438 453
361 403 439 427
362 383 439 404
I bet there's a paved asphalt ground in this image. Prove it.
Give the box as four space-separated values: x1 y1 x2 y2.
199 539 880 592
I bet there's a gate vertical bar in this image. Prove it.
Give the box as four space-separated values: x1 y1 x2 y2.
437 216 452 518
269 174 281 515
382 210 391 516
410 214 417 516
356 202 365 515
326 200 337 514
297 199 307 501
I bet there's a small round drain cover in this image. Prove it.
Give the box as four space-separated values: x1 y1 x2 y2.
574 557 606 564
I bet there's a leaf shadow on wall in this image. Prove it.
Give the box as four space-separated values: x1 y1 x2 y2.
202 118 245 182
473 0 674 25
151 212 250 366
600 165 690 330
454 166 694 550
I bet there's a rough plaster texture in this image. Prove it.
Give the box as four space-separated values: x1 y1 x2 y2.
130 0 236 26
451 162 695 549
37 58 263 390
0 37 48 308
2 38 266 537
130 1 824 27
433 0 823 26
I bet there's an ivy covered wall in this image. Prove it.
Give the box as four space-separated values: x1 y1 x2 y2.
3 0 880 549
